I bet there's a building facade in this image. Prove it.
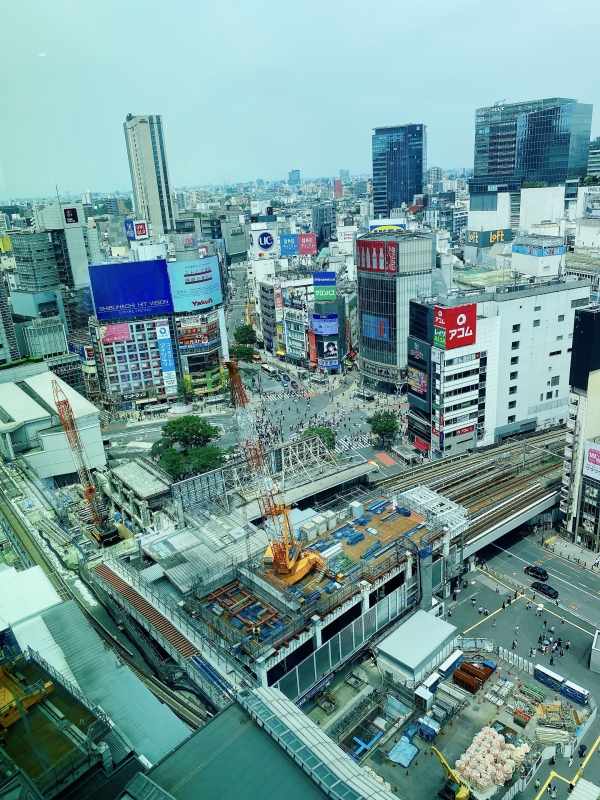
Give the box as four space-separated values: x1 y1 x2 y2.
357 231 435 391
372 124 426 217
124 114 177 234
471 98 592 194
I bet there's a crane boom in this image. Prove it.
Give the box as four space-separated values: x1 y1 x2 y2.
52 380 103 525
432 747 471 800
224 359 325 584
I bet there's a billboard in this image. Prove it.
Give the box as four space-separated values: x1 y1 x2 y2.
512 243 566 257
156 321 178 396
363 314 390 341
280 233 318 256
407 367 427 395
356 239 398 273
100 323 132 345
125 219 149 240
313 313 338 336
198 244 210 257
407 337 431 411
308 331 317 365
368 219 406 232
317 339 339 360
89 260 173 320
167 256 222 312
63 207 79 224
466 229 512 248
433 304 477 351
274 283 283 309
583 441 600 480
313 271 337 301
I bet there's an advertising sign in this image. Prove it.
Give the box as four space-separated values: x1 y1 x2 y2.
313 313 338 335
363 314 390 341
68 342 86 362
167 256 222 312
308 331 318 364
198 244 210 257
356 239 398 273
134 220 148 239
298 233 317 255
282 286 306 309
156 321 178 396
407 366 427 395
63 207 79 224
583 441 600 480
455 425 475 437
368 219 406 232
274 283 283 309
433 304 477 351
313 271 337 301
466 229 512 247
317 339 339 361
258 231 274 250
89 260 173 320
100 323 132 345
125 220 135 241
280 234 298 256
512 244 566 257
0 237 11 254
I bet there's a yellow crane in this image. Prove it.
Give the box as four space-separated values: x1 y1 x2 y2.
432 747 472 800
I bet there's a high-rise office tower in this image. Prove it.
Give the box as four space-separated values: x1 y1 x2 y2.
288 169 301 186
124 114 177 234
372 124 426 217
471 98 592 193
588 137 600 177
340 169 350 182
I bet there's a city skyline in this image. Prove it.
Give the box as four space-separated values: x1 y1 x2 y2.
1 0 599 198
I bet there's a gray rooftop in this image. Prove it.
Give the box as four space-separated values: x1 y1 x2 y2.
144 701 327 800
377 609 456 671
40 600 189 765
111 457 172 500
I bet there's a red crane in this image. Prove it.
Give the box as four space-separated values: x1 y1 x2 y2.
52 379 103 525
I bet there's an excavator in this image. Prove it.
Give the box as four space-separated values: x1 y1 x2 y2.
224 358 327 585
432 747 474 800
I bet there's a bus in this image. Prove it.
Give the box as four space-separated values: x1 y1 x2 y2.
261 364 277 377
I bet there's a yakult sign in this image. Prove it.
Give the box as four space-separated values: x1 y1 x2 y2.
433 304 477 351
583 442 600 480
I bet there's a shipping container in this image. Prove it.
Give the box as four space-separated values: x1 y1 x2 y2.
534 664 565 692
438 649 463 679
560 680 589 706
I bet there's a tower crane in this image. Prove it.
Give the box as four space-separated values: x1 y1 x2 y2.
52 379 103 525
223 359 326 585
432 747 473 800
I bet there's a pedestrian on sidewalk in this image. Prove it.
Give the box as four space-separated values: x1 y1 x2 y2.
479 605 483 615
534 779 540 791
492 619 496 627
569 756 573 767
484 608 489 616
566 640 571 651
472 597 476 608
561 617 566 624
515 625 519 635
550 655 555 666
533 592 537 601
495 584 499 593
448 609 452 618
543 620 547 630
560 648 564 657
502 601 506 610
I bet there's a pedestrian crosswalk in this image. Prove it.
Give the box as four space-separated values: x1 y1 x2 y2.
334 433 371 453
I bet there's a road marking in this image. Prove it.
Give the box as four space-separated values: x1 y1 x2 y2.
578 582 589 588
488 543 600 604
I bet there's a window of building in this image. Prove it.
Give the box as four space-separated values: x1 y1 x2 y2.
511 356 519 365
509 386 517 394
510 371 518 380
508 400 516 409
512 323 521 333
549 350 562 356
551 375 560 386
540 394 543 401
508 415 516 424
533 319 540 327
511 341 520 350
558 314 565 322
546 391 553 400
572 298 587 308
534 305 541 312
555 390 559 398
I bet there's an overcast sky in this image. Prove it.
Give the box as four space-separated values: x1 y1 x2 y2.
1 0 599 199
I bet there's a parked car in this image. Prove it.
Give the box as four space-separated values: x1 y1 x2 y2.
531 581 559 600
282 373 291 381
281 380 288 387
524 565 548 581
290 380 299 389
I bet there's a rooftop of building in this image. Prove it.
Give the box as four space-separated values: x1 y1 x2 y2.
131 699 328 800
418 276 591 307
377 608 457 671
513 233 565 248
565 252 600 273
107 458 172 500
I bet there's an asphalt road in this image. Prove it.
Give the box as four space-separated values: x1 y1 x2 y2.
479 531 600 628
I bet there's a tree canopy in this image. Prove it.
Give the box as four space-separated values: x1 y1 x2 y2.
366 411 398 444
233 325 257 345
229 344 256 363
303 426 335 451
151 415 223 479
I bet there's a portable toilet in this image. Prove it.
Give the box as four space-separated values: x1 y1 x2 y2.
350 501 364 518
312 515 328 536
300 521 318 541
324 510 337 531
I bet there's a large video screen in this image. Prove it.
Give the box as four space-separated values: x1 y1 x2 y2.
89 260 173 321
167 256 223 312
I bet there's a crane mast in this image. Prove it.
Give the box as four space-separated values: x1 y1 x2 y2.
52 380 103 525
224 359 325 584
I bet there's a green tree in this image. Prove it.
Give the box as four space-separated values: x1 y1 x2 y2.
303 426 335 451
177 377 194 404
233 324 257 345
366 411 398 445
229 344 256 363
151 415 223 480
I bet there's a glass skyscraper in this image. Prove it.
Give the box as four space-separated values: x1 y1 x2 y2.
471 98 592 193
372 124 426 217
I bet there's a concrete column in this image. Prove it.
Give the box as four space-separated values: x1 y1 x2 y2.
311 614 323 648
359 580 370 614
468 555 477 572
405 551 413 581
442 529 450 558
254 655 268 687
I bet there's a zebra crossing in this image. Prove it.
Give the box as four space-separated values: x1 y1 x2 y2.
333 433 371 454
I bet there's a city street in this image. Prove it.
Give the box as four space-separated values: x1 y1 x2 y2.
479 531 600 629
